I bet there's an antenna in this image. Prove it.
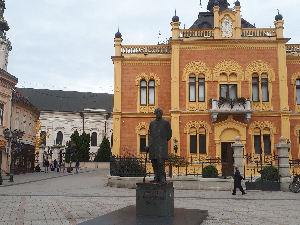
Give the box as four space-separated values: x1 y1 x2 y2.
200 0 202 8
277 9 280 14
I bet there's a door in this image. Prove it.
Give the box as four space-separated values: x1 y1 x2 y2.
221 142 234 176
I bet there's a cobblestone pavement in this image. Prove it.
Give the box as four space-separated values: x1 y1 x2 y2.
1 168 300 225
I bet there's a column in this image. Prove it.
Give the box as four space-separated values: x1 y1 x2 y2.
231 136 245 176
275 136 292 191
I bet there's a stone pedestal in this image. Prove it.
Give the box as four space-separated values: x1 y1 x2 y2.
136 181 174 217
275 136 292 192
231 136 245 176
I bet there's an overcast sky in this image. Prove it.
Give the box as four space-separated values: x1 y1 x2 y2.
4 0 300 94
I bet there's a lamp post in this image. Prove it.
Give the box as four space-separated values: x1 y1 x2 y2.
3 128 24 182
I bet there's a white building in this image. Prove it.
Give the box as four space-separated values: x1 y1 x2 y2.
18 88 113 164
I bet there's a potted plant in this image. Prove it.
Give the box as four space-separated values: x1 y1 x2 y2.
218 97 232 109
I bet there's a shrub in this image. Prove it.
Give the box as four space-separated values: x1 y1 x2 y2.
110 156 145 177
94 137 111 162
202 165 218 178
261 166 279 182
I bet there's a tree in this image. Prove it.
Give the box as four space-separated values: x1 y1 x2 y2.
94 136 111 162
65 130 90 162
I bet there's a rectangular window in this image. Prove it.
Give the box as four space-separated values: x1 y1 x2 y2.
252 77 259 102
199 134 206 153
23 115 26 132
296 80 300 105
220 84 237 98
261 78 269 102
140 135 147 153
140 80 147 105
189 77 196 102
15 112 19 129
190 135 197 153
148 80 155 105
0 103 3 125
198 78 205 102
263 134 271 154
254 135 261 154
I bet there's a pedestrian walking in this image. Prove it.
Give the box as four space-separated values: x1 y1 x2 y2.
232 167 246 195
44 159 49 173
56 160 60 172
50 160 54 171
75 160 80 174
61 160 65 173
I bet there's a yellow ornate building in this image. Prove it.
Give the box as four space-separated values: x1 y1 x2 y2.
111 0 300 176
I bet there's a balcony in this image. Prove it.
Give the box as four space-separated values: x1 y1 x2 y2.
209 98 254 123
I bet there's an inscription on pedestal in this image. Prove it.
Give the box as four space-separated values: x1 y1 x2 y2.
136 181 174 217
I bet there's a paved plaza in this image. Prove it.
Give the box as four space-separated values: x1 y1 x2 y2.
1 168 300 225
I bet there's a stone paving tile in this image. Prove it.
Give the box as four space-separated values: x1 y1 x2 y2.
2 169 300 224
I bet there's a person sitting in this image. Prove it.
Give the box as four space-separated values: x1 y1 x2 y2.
35 164 41 172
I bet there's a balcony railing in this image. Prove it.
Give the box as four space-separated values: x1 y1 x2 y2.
286 44 300 53
241 28 276 37
209 98 254 123
179 29 214 38
121 45 171 54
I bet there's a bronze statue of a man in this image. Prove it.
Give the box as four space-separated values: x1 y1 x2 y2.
146 108 172 183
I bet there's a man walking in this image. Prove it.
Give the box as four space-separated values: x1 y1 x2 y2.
75 159 80 174
232 167 246 195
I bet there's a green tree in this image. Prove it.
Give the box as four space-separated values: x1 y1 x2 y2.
65 130 90 162
94 136 111 162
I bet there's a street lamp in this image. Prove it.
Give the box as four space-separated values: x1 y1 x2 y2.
3 128 24 182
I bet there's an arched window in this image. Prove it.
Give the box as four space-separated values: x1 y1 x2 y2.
140 79 155 105
135 122 150 154
184 121 212 157
249 121 276 156
189 75 206 102
91 132 97 146
56 131 63 145
252 73 269 102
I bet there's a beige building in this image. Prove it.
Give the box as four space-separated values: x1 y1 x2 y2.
0 69 18 173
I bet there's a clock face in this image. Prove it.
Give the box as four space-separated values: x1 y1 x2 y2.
222 17 233 38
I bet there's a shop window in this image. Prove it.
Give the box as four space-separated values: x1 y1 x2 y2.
91 132 97 146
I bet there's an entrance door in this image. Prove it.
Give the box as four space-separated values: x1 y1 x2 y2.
221 142 234 176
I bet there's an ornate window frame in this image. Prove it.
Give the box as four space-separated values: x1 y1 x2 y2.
291 72 300 113
213 60 244 99
184 121 212 157
135 122 150 155
248 121 277 157
135 73 160 113
182 61 212 111
246 60 275 111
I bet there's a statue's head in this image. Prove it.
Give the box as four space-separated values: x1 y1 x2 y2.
154 108 163 119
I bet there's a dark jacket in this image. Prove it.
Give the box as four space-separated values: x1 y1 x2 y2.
148 118 172 159
45 160 49 167
234 170 244 186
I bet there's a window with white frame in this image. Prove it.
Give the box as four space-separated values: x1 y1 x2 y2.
15 112 19 129
140 79 155 105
